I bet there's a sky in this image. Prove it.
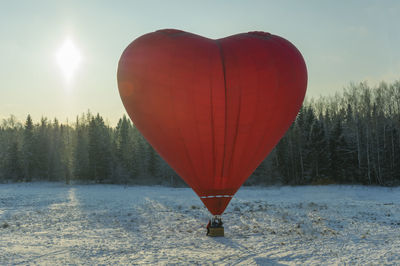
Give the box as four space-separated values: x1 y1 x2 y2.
1 0 399 126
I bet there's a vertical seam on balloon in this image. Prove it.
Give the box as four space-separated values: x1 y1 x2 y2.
215 40 228 185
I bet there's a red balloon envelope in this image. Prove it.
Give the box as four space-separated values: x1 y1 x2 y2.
117 29 307 215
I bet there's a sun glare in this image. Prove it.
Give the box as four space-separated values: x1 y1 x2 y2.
56 38 81 82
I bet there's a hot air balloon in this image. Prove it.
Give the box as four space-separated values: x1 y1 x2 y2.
117 29 307 236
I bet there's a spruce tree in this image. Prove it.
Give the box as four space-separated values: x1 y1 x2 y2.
22 115 35 181
5 141 23 181
308 119 328 183
88 114 111 183
74 119 89 181
36 117 50 180
115 115 134 182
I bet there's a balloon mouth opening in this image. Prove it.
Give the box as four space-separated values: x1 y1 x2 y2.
157 29 185 35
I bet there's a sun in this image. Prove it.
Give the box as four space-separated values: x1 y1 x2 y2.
56 38 81 82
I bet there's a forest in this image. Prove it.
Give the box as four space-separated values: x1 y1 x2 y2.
1 80 400 186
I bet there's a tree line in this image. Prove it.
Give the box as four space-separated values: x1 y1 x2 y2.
1 80 399 186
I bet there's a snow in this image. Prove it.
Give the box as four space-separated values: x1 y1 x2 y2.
1 183 399 265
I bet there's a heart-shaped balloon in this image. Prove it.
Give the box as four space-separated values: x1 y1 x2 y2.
117 29 307 215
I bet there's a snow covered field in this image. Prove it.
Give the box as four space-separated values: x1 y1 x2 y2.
0 183 399 265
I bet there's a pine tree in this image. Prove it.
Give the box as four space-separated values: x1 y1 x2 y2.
5 141 23 181
74 119 89 180
115 115 134 183
147 145 158 179
132 127 147 179
328 119 348 183
48 118 65 181
308 119 328 183
88 114 111 183
36 117 50 180
275 133 292 184
60 123 72 184
22 115 35 181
